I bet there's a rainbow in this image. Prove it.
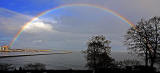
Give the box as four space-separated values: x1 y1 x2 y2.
9 3 136 48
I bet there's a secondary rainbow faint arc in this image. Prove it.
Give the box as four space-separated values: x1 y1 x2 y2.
9 3 136 48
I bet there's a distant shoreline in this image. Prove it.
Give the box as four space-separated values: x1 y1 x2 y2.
0 51 72 58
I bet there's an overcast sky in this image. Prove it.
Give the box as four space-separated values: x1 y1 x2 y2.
0 0 160 51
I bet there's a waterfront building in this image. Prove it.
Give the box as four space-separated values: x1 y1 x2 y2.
0 45 9 51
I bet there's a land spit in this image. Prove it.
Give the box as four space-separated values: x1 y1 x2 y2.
0 51 72 58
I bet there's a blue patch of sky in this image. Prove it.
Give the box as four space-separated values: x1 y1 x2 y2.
0 0 61 16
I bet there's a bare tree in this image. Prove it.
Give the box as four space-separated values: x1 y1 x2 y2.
124 16 160 68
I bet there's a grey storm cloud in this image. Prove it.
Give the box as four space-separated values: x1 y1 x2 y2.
1 0 160 51
59 0 160 22
12 7 129 51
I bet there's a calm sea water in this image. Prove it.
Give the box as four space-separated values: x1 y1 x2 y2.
0 51 140 70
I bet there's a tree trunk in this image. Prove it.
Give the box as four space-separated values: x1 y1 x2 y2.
150 58 154 68
145 50 148 67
